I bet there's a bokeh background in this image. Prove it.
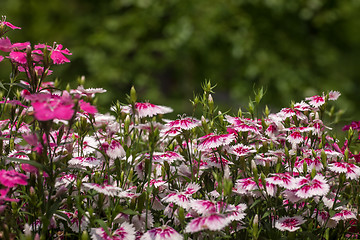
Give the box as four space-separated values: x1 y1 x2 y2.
1 0 360 123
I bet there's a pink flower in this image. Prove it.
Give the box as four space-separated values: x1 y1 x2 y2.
0 55 3 62
27 93 75 121
295 174 329 198
0 37 12 52
9 51 27 64
328 90 341 101
141 226 183 240
101 140 125 159
0 188 19 202
266 173 297 190
0 169 28 187
162 183 200 209
68 156 101 169
230 143 256 157
275 216 305 232
294 157 323 173
197 133 235 151
234 178 257 195
82 183 121 197
123 102 173 118
0 17 21 30
331 209 357 222
91 222 135 240
286 131 303 145
150 151 185 164
185 214 231 233
165 117 201 130
79 100 97 114
328 162 360 180
306 95 325 108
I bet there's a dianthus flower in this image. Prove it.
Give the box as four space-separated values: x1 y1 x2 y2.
0 169 28 187
275 216 305 232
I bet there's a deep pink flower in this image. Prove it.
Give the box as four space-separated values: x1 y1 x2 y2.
27 93 75 121
185 214 231 233
0 17 21 30
0 188 19 202
0 37 12 52
295 174 329 198
197 133 235 151
9 51 27 64
275 216 305 232
141 226 183 240
51 44 71 64
0 55 3 62
0 169 28 187
79 100 97 114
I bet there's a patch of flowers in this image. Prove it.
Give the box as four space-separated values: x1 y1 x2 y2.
1 17 360 239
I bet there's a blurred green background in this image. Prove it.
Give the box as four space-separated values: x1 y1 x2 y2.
1 0 360 122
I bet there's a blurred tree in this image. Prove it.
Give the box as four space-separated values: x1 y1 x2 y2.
1 0 360 121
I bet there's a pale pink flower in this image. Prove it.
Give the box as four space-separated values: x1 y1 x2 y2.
162 192 192 209
185 214 231 233
253 154 278 166
60 210 89 233
331 209 357 222
295 174 329 198
306 95 325 108
197 133 235 151
165 117 201 130
160 127 182 137
0 169 28 187
266 173 297 189
328 162 360 180
91 222 135 240
183 183 201 195
230 143 256 157
286 131 303 145
82 183 121 197
294 157 323 173
71 85 107 98
293 101 311 111
132 211 154 232
151 151 185 164
141 226 183 240
275 216 305 232
234 178 257 195
328 90 341 101
101 140 125 159
68 156 101 169
124 102 173 118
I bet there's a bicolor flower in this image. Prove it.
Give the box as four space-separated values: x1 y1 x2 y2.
275 216 305 232
91 222 135 240
141 226 183 240
295 174 329 199
197 133 235 151
328 162 360 180
185 214 231 233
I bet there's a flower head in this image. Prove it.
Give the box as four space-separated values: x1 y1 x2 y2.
91 222 135 240
0 169 28 187
141 226 183 240
275 216 305 232
185 214 231 233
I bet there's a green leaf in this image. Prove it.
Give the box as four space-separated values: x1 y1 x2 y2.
120 208 139 216
6 157 46 172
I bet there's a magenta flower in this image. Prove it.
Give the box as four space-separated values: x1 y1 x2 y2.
79 100 98 114
275 216 305 232
295 174 329 198
0 17 21 30
197 133 235 151
27 93 75 121
328 162 360 180
185 214 231 233
0 55 3 62
141 226 183 240
91 222 135 240
165 117 201 130
0 188 19 202
0 169 28 187
35 43 72 64
0 37 12 52
9 51 27 64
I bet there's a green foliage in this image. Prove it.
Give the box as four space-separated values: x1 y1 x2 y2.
1 0 360 120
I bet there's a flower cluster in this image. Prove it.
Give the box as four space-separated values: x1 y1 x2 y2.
1 17 360 240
